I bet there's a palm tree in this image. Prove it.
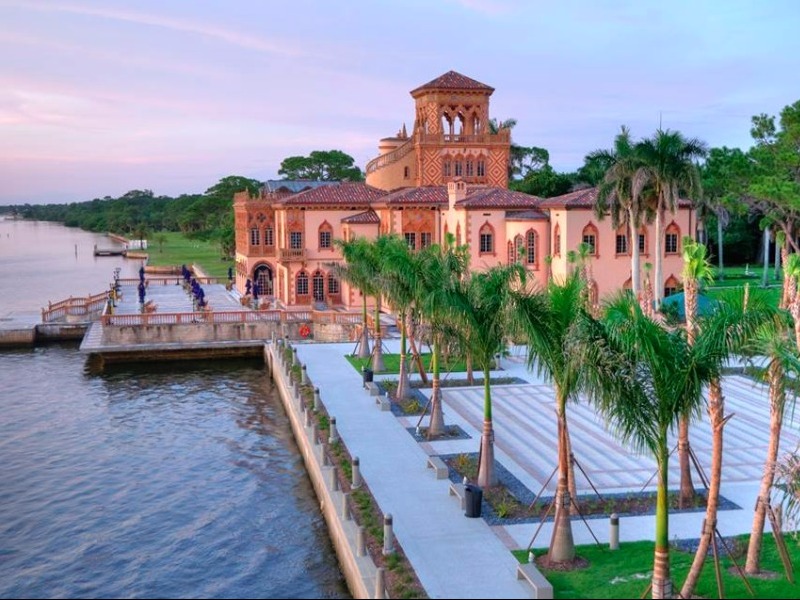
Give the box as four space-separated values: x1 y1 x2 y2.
333 237 374 359
744 312 800 574
634 129 707 308
678 237 715 507
680 288 777 598
785 253 800 350
593 125 651 297
448 264 525 487
577 294 716 598
513 271 587 563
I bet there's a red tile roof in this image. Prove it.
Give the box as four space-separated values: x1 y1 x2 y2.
410 71 494 95
341 210 380 224
539 186 694 210
276 182 386 206
505 209 548 221
456 187 543 209
383 186 448 206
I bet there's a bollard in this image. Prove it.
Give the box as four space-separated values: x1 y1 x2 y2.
329 417 339 444
356 526 366 556
352 456 362 489
341 493 350 521
382 514 394 555
313 388 321 411
374 567 386 599
301 364 309 385
329 466 339 491
609 513 619 550
292 347 299 366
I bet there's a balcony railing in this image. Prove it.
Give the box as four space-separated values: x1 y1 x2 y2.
279 248 306 261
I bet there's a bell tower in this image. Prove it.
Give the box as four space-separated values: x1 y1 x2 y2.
365 71 511 191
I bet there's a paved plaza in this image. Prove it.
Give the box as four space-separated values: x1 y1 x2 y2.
296 338 800 599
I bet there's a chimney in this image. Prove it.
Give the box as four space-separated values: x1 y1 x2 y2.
447 178 467 211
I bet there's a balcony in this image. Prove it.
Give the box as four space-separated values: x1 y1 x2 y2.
279 248 306 261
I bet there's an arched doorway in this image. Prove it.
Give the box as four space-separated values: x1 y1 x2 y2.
253 264 274 296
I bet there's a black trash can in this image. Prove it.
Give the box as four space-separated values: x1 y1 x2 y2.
362 367 374 384
464 484 483 518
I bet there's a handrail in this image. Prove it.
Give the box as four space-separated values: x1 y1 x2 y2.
117 276 223 285
42 291 109 323
365 138 415 174
100 308 361 327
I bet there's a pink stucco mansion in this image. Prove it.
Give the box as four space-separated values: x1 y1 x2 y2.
233 71 694 309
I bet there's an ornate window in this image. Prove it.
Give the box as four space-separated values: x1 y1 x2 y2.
454 161 463 177
526 230 537 265
443 160 452 178
665 222 680 254
312 270 325 302
290 231 303 250
479 223 494 255
581 223 599 256
296 271 309 296
466 160 474 177
250 227 260 246
404 232 416 250
638 229 646 254
664 275 679 298
327 273 340 295
615 227 628 255
420 232 432 249
264 225 274 247
318 221 333 250
477 160 486 177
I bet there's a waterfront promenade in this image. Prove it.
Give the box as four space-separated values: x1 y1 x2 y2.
296 339 798 598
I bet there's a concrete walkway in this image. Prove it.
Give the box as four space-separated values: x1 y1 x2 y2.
296 339 800 598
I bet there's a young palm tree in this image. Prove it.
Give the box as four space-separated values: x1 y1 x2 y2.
744 313 800 574
448 264 525 487
333 237 374 359
577 294 716 598
680 288 777 598
513 271 587 563
678 237 715 507
593 125 651 296
634 129 707 308
785 253 800 350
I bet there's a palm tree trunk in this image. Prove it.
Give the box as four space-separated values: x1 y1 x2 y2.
476 366 496 488
762 227 770 288
792 299 800 353
564 416 579 516
372 299 385 372
466 355 474 386
652 436 673 599
745 360 785 574
717 215 725 280
780 244 790 309
358 296 371 358
681 378 724 598
427 336 445 438
654 209 664 309
396 310 411 400
548 389 576 562
679 278 698 507
630 212 641 297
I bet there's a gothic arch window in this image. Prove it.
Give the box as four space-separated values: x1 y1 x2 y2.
582 222 599 256
553 223 561 257
318 221 333 250
312 270 325 302
327 273 340 296
638 226 647 255
665 222 681 255
664 275 679 298
479 222 495 255
476 159 486 177
466 159 474 177
615 226 628 256
264 224 274 247
250 227 260 246
296 270 309 298
526 229 538 266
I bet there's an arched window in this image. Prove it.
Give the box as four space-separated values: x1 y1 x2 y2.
318 221 333 250
664 275 679 298
296 271 309 297
443 160 452 178
581 222 599 256
454 161 463 177
615 226 628 255
477 159 486 177
526 230 537 266
466 159 474 177
638 226 647 255
312 270 325 302
250 227 260 246
327 273 340 296
665 222 681 255
264 225 274 247
479 222 494 255
553 223 561 257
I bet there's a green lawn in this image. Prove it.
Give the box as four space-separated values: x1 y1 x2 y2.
345 353 467 375
146 232 232 278
514 535 798 599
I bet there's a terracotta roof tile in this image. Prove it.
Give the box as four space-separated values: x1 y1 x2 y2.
410 71 494 95
383 186 448 206
341 210 381 224
276 182 386 206
456 187 543 209
538 187 599 209
505 209 549 221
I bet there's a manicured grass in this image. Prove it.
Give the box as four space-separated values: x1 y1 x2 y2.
345 353 467 375
146 232 232 278
513 535 799 599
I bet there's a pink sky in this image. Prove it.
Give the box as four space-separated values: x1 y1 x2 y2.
1 0 798 204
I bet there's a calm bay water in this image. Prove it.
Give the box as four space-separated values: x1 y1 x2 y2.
0 219 347 599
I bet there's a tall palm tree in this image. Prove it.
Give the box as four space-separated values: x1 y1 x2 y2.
681 288 777 598
577 295 716 598
415 237 470 436
744 312 800 574
634 129 707 308
593 125 651 297
333 237 374 359
784 253 800 350
513 271 587 563
678 237 715 506
448 264 525 487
